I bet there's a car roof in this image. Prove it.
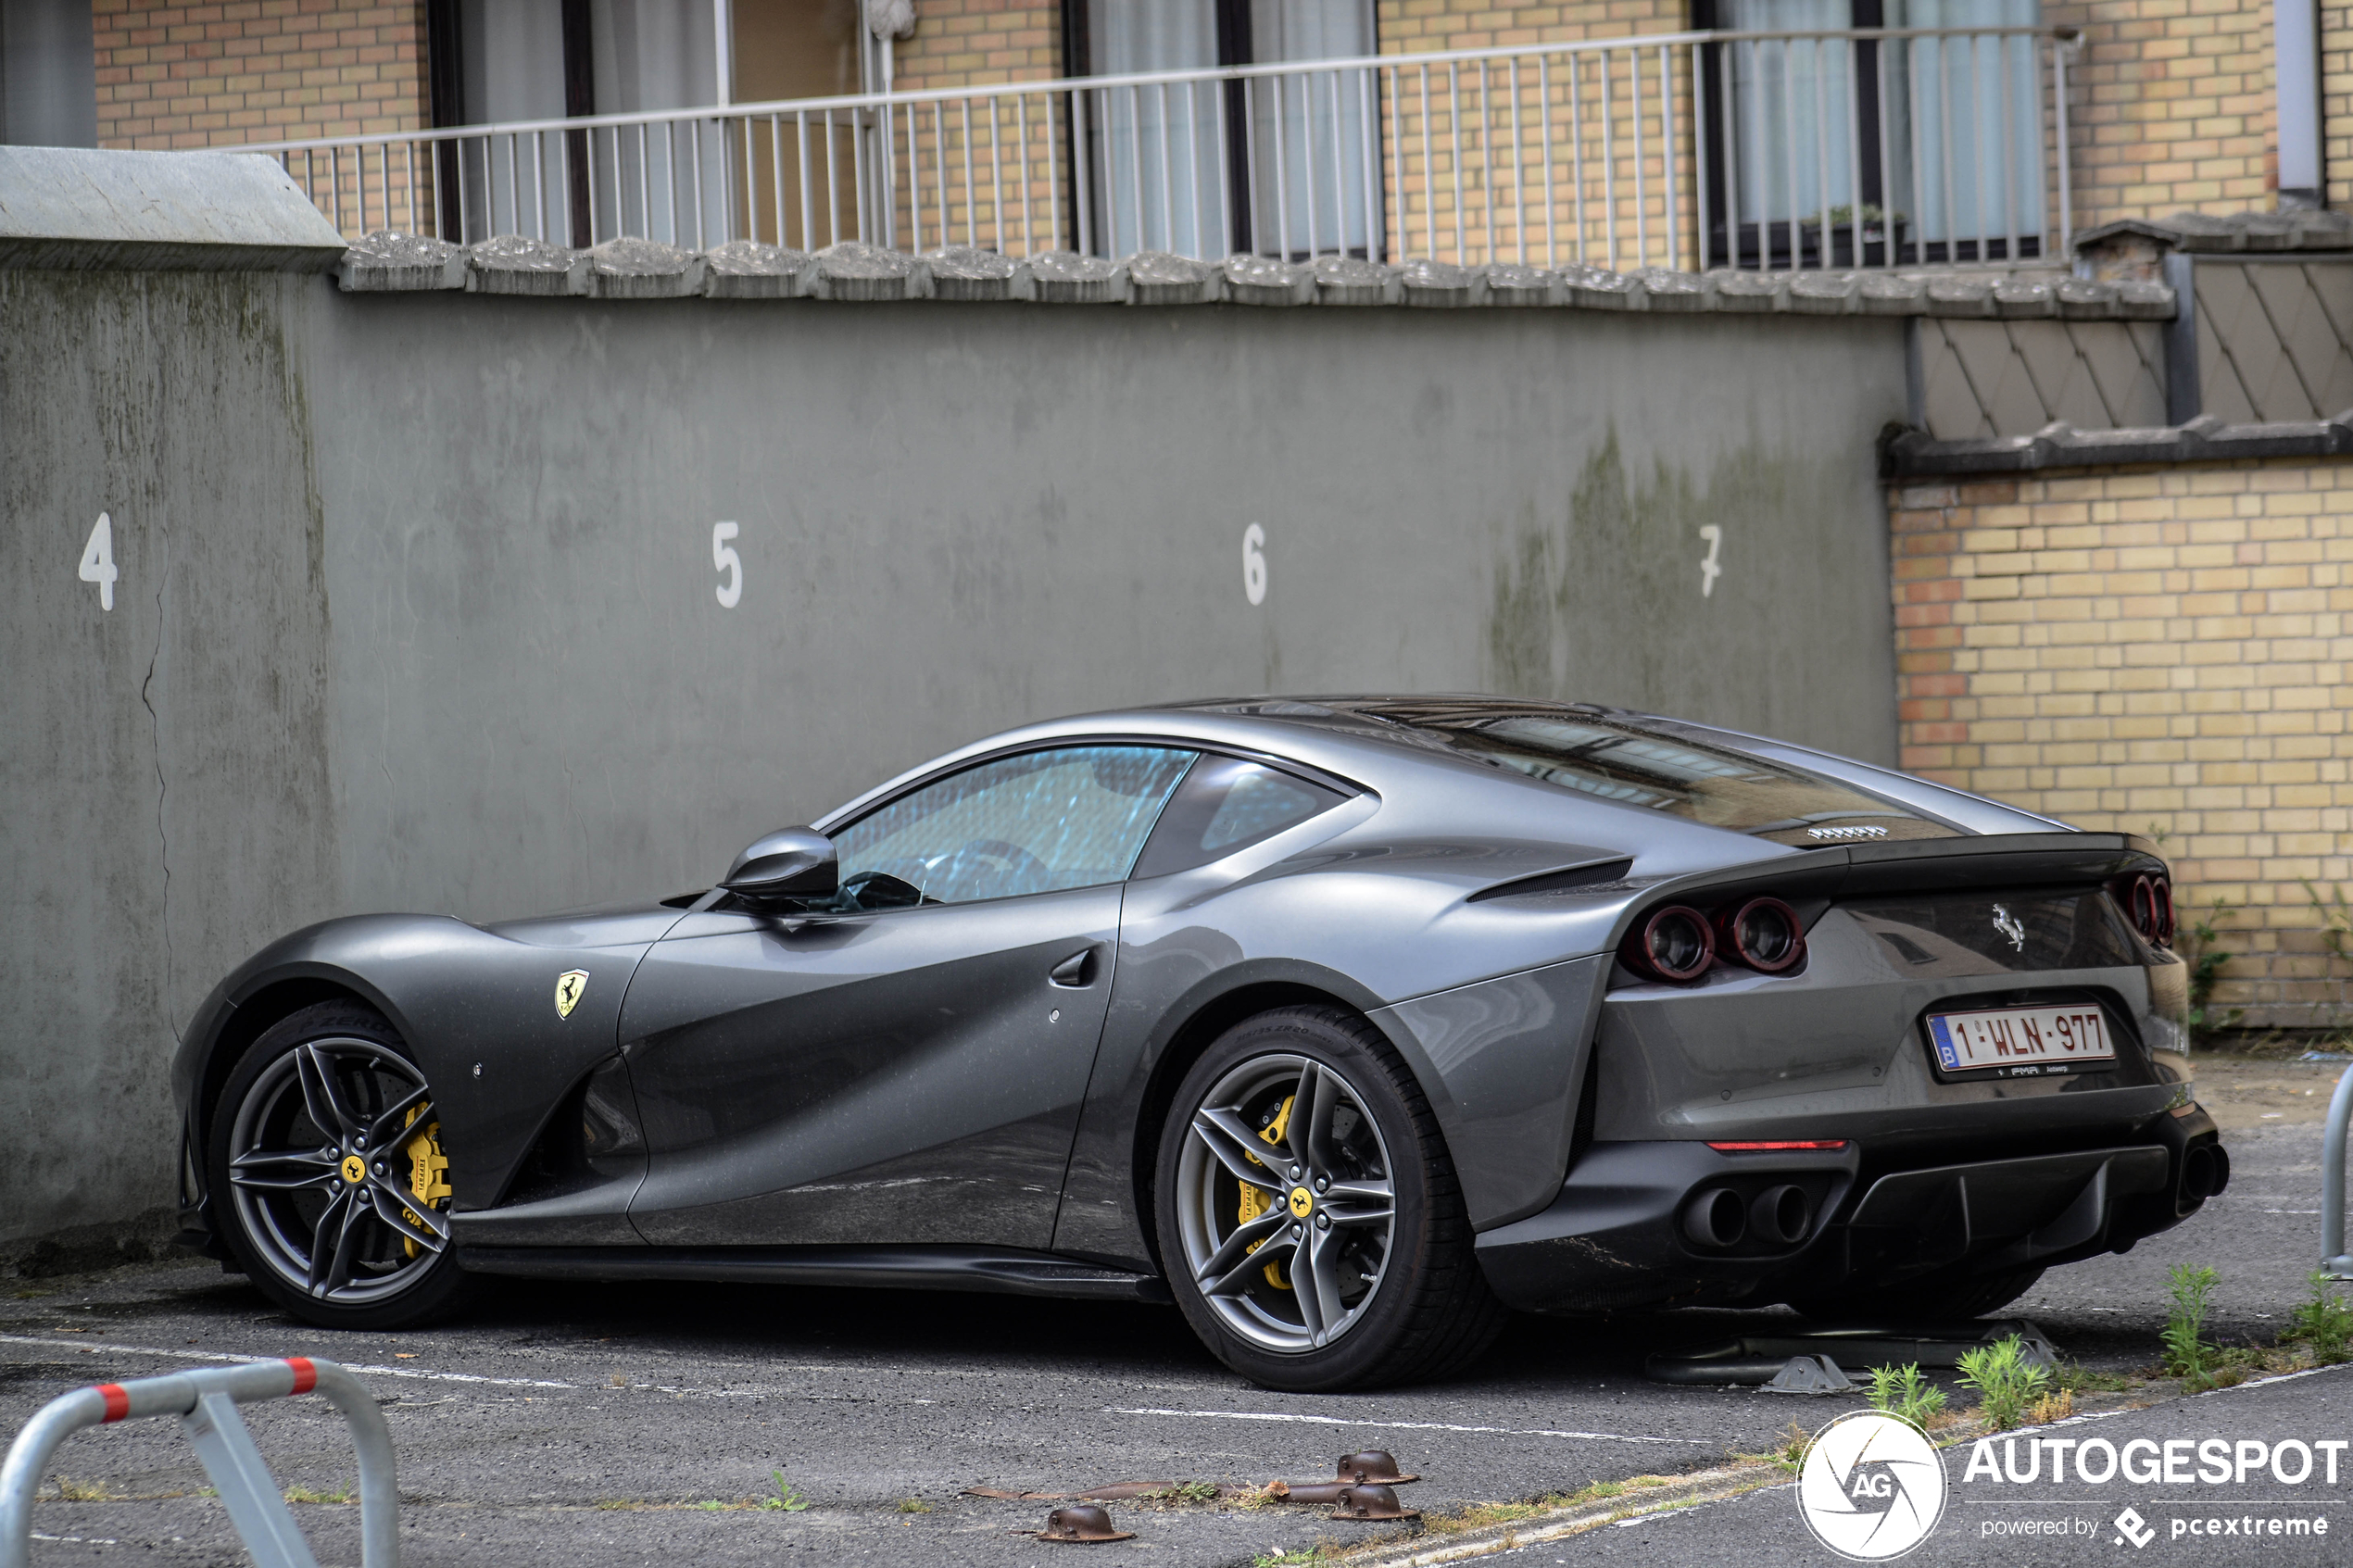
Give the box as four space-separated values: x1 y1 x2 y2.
812 695 2069 839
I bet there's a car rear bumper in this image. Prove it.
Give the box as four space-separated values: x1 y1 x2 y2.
1474 1109 2223 1313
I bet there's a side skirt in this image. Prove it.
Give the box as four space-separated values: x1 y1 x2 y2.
456 1243 1175 1303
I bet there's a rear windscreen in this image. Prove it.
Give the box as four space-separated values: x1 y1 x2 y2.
1372 708 1960 845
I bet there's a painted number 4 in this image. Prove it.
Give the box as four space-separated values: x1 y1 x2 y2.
79 512 119 611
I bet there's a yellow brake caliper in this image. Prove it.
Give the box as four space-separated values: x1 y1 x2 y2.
401 1104 452 1259
1235 1095 1295 1290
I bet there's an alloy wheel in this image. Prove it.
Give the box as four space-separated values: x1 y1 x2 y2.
224 1038 451 1303
1172 1053 1397 1353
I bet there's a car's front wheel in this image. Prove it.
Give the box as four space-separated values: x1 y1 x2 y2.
1154 1006 1504 1391
207 1002 471 1330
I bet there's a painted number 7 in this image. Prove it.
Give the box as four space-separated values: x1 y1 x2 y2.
712 521 742 609
79 512 119 611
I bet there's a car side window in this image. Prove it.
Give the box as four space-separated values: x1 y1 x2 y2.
832 746 1196 907
1130 756 1349 880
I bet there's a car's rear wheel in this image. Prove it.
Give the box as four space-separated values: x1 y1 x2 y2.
207 1002 471 1330
1154 1006 1504 1391
1788 1265 2045 1323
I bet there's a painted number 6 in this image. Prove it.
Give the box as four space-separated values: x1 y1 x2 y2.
1242 522 1266 606
712 521 742 609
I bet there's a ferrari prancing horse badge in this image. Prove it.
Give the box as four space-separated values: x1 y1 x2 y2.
554 970 589 1019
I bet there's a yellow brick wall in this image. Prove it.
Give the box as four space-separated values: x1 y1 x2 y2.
1378 0 1690 269
2044 0 2276 230
891 0 1060 92
2326 0 2353 208
1892 459 2353 1030
94 0 430 150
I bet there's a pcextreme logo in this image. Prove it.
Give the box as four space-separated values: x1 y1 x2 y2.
1796 1411 1950 1560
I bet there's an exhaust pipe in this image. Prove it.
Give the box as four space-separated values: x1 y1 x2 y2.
1681 1187 1747 1249
1748 1184 1812 1247
2181 1142 2231 1202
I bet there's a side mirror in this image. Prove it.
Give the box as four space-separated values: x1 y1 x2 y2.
722 827 838 901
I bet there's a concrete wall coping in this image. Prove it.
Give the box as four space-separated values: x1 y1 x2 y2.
2075 208 2353 257
332 230 2180 322
0 145 349 271
1883 412 2353 475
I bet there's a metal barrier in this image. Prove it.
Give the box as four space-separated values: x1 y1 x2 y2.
219 26 2072 273
2324 1062 2353 1280
0 1357 396 1568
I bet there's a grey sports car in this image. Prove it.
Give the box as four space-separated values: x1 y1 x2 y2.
173 696 2225 1391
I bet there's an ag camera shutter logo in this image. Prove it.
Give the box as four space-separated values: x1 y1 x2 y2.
1796 1411 1950 1560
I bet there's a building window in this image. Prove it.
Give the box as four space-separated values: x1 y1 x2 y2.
1069 0 1378 259
1695 0 2046 268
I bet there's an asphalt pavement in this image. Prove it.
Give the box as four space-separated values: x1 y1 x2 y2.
6 1054 2347 1567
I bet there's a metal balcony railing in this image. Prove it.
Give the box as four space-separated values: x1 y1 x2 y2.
231 26 2074 273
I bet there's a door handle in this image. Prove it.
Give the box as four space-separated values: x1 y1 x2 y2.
1049 947 1099 988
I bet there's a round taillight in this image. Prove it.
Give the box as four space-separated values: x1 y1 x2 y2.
2155 876 2176 946
2130 875 2158 941
1720 897 1807 974
1625 906 1715 983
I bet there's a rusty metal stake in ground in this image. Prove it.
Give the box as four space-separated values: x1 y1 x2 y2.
1027 1504 1135 1543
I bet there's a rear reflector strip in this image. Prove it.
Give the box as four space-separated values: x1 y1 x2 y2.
1706 1140 1849 1151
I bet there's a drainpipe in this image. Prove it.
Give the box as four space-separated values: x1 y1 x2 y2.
2277 0 2323 207
714 0 733 106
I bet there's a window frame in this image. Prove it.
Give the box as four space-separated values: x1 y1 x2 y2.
1060 0 1381 259
1692 0 2045 270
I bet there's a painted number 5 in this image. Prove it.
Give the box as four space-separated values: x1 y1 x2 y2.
80 511 119 611
1242 522 1266 606
712 521 742 609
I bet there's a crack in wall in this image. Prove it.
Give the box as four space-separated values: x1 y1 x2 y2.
137 524 176 1043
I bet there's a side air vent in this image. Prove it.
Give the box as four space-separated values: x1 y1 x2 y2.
1467 858 1635 903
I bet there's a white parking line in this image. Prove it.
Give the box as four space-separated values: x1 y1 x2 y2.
1108 1407 1703 1444
0 1334 575 1390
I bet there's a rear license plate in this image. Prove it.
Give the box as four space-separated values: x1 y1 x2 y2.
1925 1003 2117 1078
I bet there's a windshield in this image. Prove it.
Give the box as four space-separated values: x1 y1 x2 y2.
1345 702 1962 846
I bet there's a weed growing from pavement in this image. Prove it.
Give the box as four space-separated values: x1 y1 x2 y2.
2285 1272 2353 1365
49 1475 110 1501
1140 1481 1221 1504
2024 1387 2075 1425
1865 1362 1948 1427
283 1484 355 1505
897 1498 932 1513
1957 1335 2051 1430
764 1471 812 1512
1252 1549 1333 1565
2163 1263 2230 1386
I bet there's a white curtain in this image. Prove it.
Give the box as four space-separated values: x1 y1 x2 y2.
1089 0 1224 257
1886 0 2045 250
1718 0 2045 259
1244 0 1377 257
1720 0 1856 236
589 0 731 245
1084 0 1379 259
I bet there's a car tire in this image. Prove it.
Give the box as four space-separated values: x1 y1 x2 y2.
1787 1266 2045 1323
207 1001 472 1331
1153 1005 1505 1392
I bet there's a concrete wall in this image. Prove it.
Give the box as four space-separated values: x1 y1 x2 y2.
3 269 1910 1253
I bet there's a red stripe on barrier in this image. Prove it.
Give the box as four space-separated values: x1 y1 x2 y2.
97 1384 131 1423
286 1357 318 1395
